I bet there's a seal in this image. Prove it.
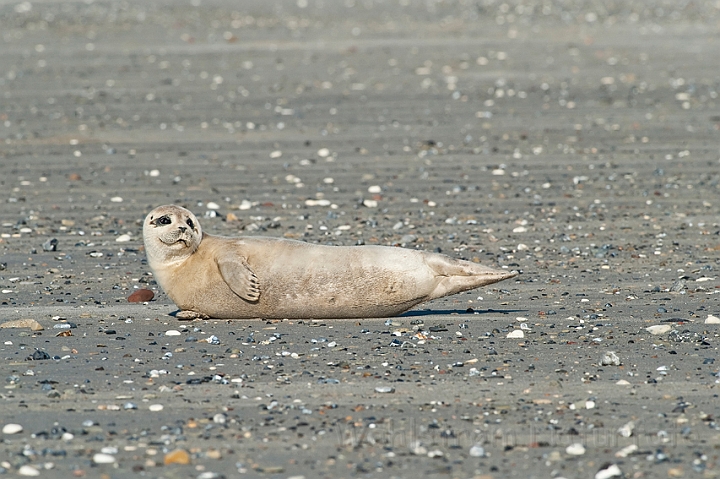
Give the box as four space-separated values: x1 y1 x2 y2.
143 205 516 319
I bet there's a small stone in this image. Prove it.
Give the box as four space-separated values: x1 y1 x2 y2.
506 330 524 338
601 351 621 366
165 330 181 336
615 379 631 385
1 319 43 331
254 466 284 474
2 423 23 434
128 289 154 303
615 444 638 458
669 278 686 292
595 464 622 479
375 386 395 393
617 421 635 437
705 314 720 324
409 441 427 455
585 400 596 409
163 448 191 465
149 404 164 412
116 234 131 242
468 444 485 457
42 238 58 251
205 449 222 459
645 324 672 335
93 453 116 464
566 443 586 455
207 201 220 210
110 196 123 203
30 350 51 360
18 465 40 476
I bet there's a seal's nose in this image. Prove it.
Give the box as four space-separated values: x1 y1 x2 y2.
178 226 187 233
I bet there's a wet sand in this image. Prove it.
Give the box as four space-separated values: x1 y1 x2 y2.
1 1 719 478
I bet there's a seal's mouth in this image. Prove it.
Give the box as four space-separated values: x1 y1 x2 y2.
160 237 189 247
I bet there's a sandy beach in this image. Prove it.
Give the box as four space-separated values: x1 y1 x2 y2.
1 1 719 477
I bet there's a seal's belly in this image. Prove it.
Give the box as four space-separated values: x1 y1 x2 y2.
207 243 433 319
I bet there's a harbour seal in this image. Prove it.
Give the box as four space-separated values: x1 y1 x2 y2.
142 204 516 319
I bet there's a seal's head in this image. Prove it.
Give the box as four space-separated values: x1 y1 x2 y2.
143 205 202 264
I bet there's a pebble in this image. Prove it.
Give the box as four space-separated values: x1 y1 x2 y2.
1 319 43 331
601 351 621 366
2 423 23 434
165 330 181 336
30 350 51 360
206 201 220 210
368 185 382 193
669 278 686 292
18 465 40 476
93 453 116 464
617 421 635 437
110 196 123 203
506 330 524 338
116 234 132 242
595 464 622 479
468 444 485 457
128 289 154 303
566 443 586 455
362 199 378 208
615 444 638 458
645 324 672 335
375 386 395 393
205 449 222 459
705 314 720 324
42 237 58 251
149 404 164 412
198 472 224 479
164 448 191 465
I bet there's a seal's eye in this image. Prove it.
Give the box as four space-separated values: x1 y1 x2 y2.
186 218 194 230
156 215 172 226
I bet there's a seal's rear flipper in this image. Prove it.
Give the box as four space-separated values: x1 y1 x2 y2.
424 254 517 299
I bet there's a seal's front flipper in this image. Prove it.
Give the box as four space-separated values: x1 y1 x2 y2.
217 256 261 302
